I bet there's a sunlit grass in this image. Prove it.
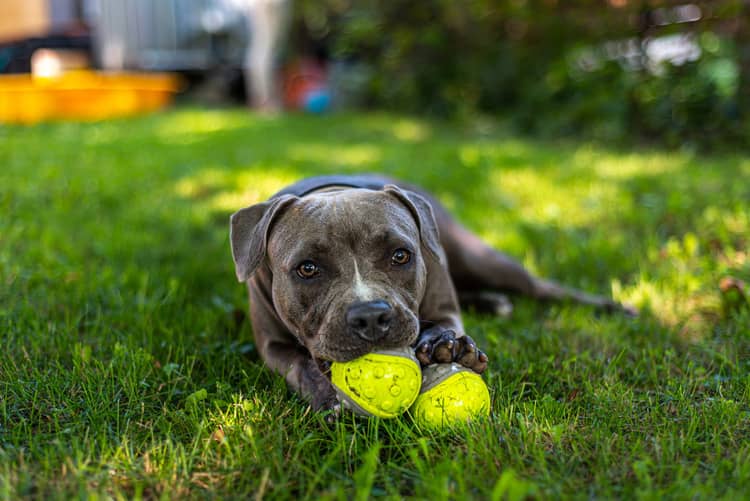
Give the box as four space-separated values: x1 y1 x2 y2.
1 108 749 499
390 119 431 142
285 143 382 168
174 165 301 212
156 109 253 141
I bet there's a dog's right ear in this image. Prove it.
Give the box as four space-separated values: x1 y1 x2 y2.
383 184 444 264
230 195 297 282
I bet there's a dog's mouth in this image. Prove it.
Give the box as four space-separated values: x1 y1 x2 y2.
310 308 420 363
317 342 374 363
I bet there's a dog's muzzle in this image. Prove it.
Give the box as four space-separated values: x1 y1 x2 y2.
345 300 393 342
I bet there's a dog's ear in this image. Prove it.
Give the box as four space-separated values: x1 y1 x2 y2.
383 184 444 263
230 195 297 282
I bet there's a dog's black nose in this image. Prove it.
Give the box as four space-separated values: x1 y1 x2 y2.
345 300 393 341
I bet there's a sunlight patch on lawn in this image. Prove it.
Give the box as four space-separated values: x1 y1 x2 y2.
458 145 483 168
615 275 719 340
487 168 626 227
574 148 684 180
286 142 382 168
210 394 267 429
174 165 300 212
211 168 300 211
701 206 750 238
349 113 433 142
460 139 541 166
175 167 234 200
156 110 252 144
391 119 431 142
615 278 671 318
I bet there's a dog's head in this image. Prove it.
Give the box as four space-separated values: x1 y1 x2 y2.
230 185 443 361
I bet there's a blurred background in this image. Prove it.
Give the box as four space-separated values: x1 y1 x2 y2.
0 0 748 148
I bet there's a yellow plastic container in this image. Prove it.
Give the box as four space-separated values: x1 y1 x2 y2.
0 71 181 124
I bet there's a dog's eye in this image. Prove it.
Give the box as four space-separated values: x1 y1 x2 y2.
391 249 411 266
296 261 320 279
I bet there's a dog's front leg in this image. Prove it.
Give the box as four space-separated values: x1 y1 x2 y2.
248 276 338 412
263 342 338 411
413 253 489 374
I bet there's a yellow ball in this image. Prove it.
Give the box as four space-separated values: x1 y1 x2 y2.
410 363 491 429
330 347 422 418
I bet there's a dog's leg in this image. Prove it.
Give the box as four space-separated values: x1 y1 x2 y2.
248 272 338 412
412 250 489 374
384 184 492 373
458 291 514 317
425 200 634 314
263 342 338 411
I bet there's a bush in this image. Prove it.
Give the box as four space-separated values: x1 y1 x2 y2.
295 0 748 148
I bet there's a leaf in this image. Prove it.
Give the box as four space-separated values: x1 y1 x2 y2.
491 469 537 501
186 389 208 408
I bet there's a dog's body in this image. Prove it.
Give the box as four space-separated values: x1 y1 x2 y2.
231 175 628 410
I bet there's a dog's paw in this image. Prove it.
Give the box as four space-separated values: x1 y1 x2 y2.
600 298 639 317
413 326 488 374
312 390 341 423
321 402 342 424
618 302 639 317
309 364 340 418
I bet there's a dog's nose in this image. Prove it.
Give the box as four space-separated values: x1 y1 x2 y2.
345 300 393 341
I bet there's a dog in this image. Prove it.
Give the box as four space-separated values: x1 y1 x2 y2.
230 175 631 411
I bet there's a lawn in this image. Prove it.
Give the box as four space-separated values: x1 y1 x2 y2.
1 109 749 499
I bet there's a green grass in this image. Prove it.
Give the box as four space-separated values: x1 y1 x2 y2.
1 109 749 499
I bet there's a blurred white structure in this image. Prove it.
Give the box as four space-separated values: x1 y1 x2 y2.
230 0 290 111
92 0 248 71
92 0 290 109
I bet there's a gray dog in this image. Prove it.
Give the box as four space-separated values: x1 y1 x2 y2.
230 175 629 411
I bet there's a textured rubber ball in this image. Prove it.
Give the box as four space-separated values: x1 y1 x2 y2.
409 363 491 429
330 347 422 418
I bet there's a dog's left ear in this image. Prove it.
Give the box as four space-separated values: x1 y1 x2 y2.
384 184 444 263
230 195 297 282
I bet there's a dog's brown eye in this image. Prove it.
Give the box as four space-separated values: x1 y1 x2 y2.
391 249 411 266
296 261 320 279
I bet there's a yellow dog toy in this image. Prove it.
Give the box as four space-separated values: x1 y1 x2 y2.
331 347 490 427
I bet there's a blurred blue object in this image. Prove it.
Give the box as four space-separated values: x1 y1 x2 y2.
303 89 331 113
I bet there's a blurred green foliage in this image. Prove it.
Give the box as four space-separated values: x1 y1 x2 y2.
296 0 748 148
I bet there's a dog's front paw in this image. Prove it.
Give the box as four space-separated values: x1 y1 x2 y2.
312 387 341 423
306 360 340 420
614 301 639 317
319 401 342 424
413 326 488 374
